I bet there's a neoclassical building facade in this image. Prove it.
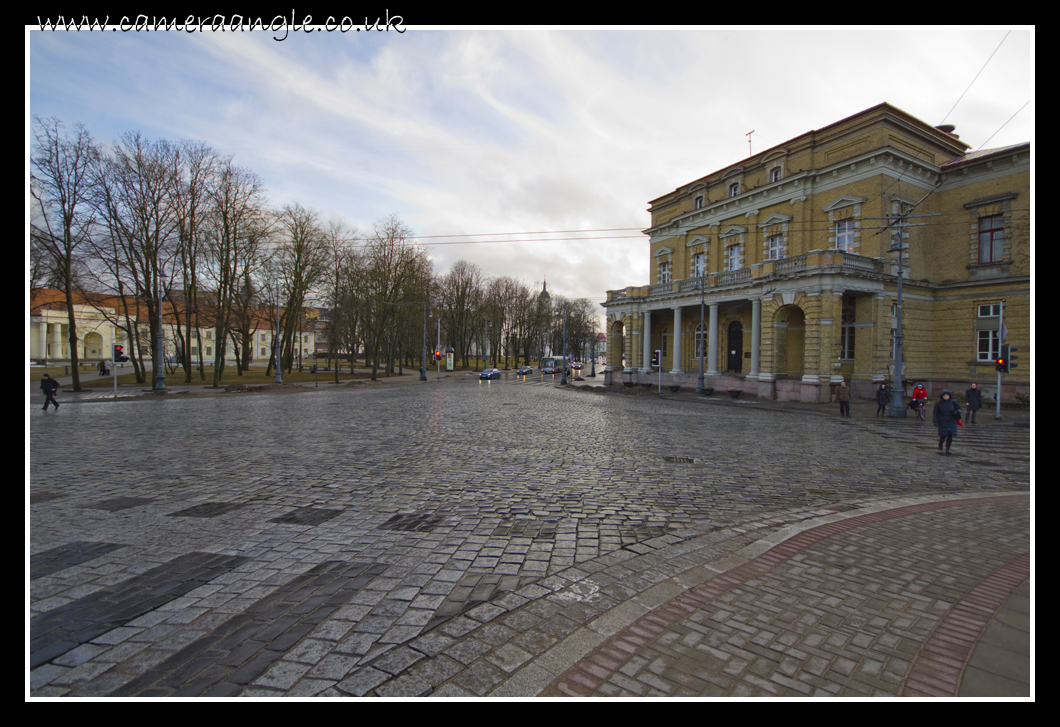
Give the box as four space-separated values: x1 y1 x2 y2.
30 288 317 368
603 104 1030 403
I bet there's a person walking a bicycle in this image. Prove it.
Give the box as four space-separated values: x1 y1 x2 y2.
910 383 929 419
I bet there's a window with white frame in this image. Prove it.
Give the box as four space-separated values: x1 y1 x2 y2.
694 324 706 359
728 182 740 198
977 303 1001 361
725 245 742 271
657 261 672 285
694 195 704 210
767 235 785 260
835 220 855 251
691 252 707 278
770 167 782 183
978 215 1004 263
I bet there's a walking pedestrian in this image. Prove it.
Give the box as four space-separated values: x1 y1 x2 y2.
40 374 60 411
837 379 851 417
964 382 983 424
875 383 889 417
932 389 963 455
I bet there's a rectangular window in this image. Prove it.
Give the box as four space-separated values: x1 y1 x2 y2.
978 330 1000 361
770 168 782 183
977 303 1001 360
694 195 704 210
691 252 706 277
978 215 1004 263
729 182 740 197
767 235 784 260
835 220 855 251
725 245 741 271
657 261 672 285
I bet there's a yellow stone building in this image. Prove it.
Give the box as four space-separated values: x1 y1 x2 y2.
603 103 1030 403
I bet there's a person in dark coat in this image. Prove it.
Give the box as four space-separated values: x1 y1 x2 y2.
40 374 60 411
875 383 889 417
932 390 962 454
964 382 983 424
836 380 851 417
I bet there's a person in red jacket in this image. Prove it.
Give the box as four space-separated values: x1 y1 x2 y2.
909 383 929 419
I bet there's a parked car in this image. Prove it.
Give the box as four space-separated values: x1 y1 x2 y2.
479 368 501 379
517 366 534 375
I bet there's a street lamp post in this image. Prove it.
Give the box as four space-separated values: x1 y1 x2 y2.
153 267 168 394
274 283 284 384
864 212 938 417
696 274 706 395
560 301 568 386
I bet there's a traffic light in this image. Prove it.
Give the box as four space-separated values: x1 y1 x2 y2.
996 344 1010 373
651 350 661 368
112 344 129 363
434 348 441 361
1009 346 1019 370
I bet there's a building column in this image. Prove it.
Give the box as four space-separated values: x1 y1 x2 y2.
642 309 653 373
38 320 47 361
707 303 719 376
670 307 683 374
51 322 64 360
749 298 762 377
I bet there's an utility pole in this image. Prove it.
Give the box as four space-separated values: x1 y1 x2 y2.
864 212 940 417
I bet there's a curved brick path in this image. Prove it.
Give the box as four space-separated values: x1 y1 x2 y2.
539 495 1029 697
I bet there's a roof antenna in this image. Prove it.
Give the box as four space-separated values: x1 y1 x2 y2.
746 130 755 156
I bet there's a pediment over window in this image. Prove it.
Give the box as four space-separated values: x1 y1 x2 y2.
823 195 868 212
686 236 710 248
719 225 747 239
721 167 745 181
653 246 675 257
758 214 793 228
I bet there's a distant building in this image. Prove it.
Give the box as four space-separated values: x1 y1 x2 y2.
603 103 1029 402
30 287 316 369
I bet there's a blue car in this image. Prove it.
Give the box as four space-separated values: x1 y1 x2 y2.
479 368 501 379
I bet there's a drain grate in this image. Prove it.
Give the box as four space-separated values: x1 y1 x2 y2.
663 456 696 464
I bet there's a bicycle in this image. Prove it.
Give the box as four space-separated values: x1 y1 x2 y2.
914 399 926 421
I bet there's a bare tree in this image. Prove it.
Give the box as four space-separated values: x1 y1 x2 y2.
94 131 183 385
30 117 101 389
202 159 269 386
360 214 429 380
437 260 484 368
271 203 329 374
171 140 221 381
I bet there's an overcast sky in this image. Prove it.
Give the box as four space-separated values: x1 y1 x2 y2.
27 25 1033 314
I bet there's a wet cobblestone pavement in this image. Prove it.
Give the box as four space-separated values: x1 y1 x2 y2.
29 377 1031 697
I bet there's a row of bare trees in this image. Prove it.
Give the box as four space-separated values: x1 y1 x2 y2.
31 117 601 389
31 117 342 390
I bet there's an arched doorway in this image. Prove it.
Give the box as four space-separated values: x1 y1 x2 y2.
83 332 103 359
727 321 743 373
611 320 625 369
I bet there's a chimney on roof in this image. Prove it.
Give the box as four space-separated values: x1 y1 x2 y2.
935 124 959 139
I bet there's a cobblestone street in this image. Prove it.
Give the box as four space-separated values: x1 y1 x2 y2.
28 377 1031 697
